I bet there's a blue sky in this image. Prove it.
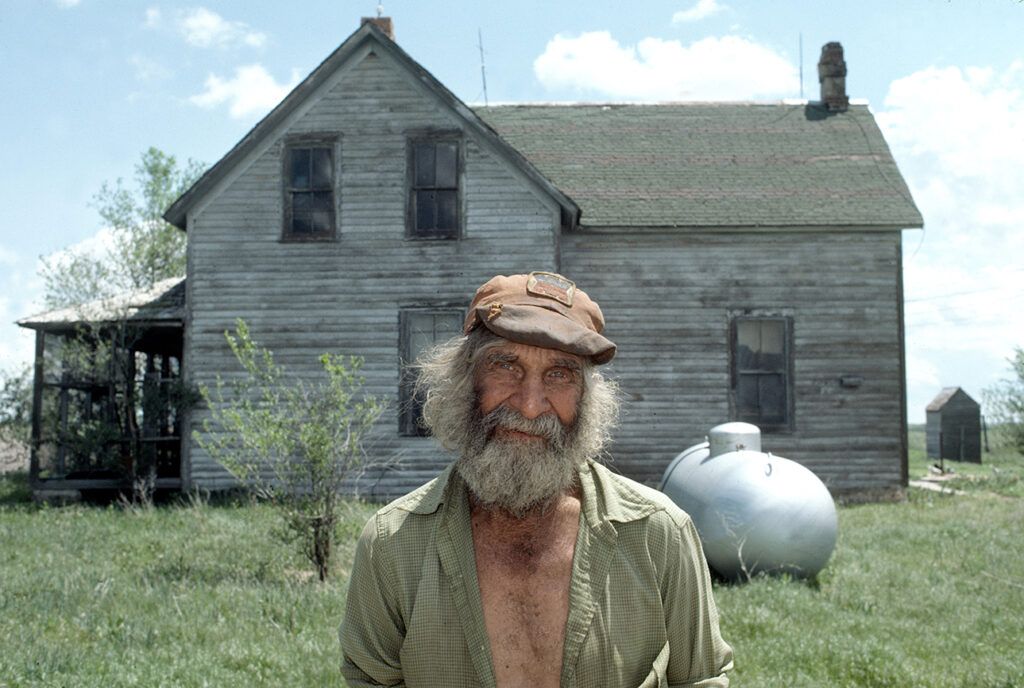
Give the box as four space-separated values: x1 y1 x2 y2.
1 0 1022 423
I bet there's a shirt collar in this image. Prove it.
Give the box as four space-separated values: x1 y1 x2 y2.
578 460 661 533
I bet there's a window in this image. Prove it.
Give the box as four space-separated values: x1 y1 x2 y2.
399 308 464 435
731 316 793 429
408 138 459 238
283 140 336 239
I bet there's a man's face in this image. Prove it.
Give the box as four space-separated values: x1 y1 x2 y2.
455 341 585 516
474 342 584 438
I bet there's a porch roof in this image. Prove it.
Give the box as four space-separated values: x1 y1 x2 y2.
17 278 185 333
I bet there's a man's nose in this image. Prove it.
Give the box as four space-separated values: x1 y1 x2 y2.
509 376 552 419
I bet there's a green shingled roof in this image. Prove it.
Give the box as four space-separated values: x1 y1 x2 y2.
475 103 923 229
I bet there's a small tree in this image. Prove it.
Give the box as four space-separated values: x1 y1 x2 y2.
982 346 1024 455
32 148 203 498
40 147 204 308
197 319 384 581
0 365 33 463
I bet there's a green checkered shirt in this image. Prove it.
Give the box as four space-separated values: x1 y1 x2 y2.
340 460 733 687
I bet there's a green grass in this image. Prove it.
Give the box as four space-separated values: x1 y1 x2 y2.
907 424 1024 498
716 489 1023 687
2 441 1023 687
0 476 378 687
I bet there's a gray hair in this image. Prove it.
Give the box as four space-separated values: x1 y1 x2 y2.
414 328 620 462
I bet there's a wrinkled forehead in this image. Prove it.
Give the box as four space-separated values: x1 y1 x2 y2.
474 340 584 371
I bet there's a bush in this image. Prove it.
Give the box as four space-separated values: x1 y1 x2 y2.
0 364 32 445
197 319 384 581
983 346 1024 455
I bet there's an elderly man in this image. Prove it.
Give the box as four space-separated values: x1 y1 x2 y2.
341 272 733 687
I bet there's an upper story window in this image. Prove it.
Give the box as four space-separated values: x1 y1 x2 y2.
399 308 464 435
731 316 793 430
408 137 460 239
283 139 336 240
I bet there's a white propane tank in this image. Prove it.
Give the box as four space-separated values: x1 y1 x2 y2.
659 423 838 580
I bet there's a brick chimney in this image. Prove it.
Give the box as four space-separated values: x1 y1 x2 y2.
361 16 394 40
817 42 849 112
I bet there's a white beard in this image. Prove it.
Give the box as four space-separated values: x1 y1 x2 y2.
456 406 583 517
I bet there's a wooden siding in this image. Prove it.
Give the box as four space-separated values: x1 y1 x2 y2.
926 391 981 462
184 51 560 498
562 230 905 494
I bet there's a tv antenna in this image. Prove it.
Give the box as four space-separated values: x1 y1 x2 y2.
478 28 489 106
376 2 384 17
799 33 804 99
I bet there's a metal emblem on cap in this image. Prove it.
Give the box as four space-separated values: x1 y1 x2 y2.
526 271 575 306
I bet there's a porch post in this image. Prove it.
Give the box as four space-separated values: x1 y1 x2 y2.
29 330 44 485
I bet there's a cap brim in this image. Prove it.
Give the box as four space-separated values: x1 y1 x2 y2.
474 303 616 364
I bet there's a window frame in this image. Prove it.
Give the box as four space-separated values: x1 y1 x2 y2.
398 307 465 436
405 132 462 240
281 135 339 242
729 314 795 432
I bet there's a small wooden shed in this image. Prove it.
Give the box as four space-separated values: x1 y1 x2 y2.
925 387 982 463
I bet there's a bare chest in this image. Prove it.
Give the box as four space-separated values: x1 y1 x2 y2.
472 510 580 688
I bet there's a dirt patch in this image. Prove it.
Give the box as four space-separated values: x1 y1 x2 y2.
909 478 966 496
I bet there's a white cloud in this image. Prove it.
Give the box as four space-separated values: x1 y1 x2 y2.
178 7 266 49
877 61 1024 419
533 32 797 101
130 54 172 82
145 7 161 28
672 0 726 24
0 245 19 267
62 227 118 262
189 64 300 119
0 245 45 373
55 0 81 7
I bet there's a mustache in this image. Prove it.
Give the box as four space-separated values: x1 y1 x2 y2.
479 406 569 448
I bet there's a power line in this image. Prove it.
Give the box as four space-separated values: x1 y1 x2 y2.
905 278 1024 304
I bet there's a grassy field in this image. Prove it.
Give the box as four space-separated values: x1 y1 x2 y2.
1 434 1022 687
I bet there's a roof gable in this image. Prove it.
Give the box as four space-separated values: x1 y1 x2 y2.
476 103 924 229
163 23 579 230
926 387 979 412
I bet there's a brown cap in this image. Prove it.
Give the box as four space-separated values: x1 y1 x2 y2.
464 272 616 364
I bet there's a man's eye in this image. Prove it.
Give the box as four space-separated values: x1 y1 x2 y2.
489 360 516 374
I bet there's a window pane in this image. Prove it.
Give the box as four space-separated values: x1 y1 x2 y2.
759 321 784 354
312 191 333 214
736 320 758 369
435 142 457 188
736 374 759 418
436 190 457 231
758 374 787 424
409 330 434 361
291 192 312 233
312 148 332 189
293 192 311 215
435 312 463 339
311 210 333 234
290 148 311 189
415 144 435 187
757 320 785 370
402 310 465 436
415 191 436 232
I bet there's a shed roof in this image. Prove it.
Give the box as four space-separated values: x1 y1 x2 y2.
17 278 185 332
475 103 924 229
926 387 979 412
